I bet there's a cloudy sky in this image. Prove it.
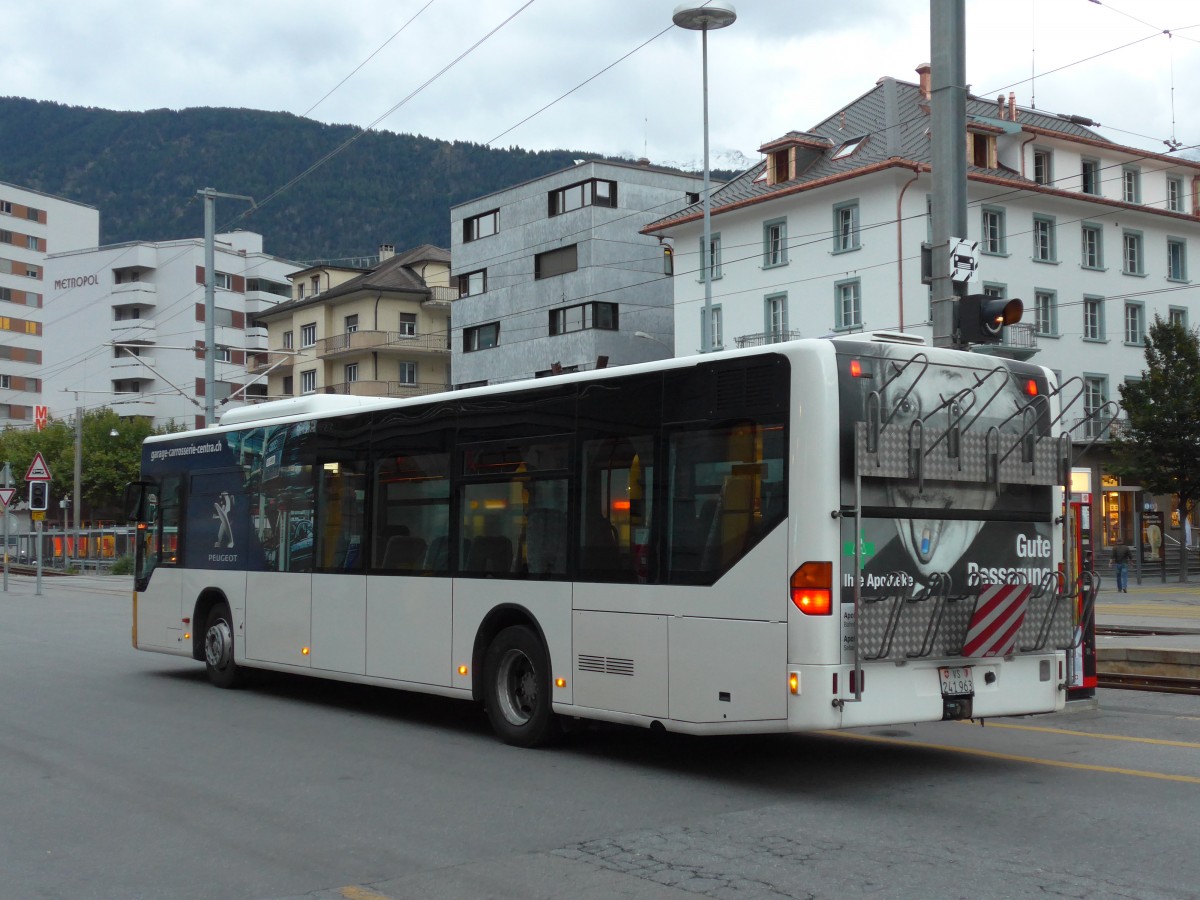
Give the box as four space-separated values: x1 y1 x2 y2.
6 0 1199 166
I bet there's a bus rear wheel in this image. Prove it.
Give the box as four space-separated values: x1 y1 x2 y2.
204 601 244 689
483 625 558 747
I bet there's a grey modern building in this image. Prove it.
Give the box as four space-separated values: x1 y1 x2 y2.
449 160 708 386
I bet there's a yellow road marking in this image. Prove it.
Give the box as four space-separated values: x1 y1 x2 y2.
954 719 1200 749
339 888 392 900
1097 604 1200 618
821 730 1200 784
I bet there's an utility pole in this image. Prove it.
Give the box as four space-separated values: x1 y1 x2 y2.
74 405 82 548
2 461 10 592
197 188 255 426
929 0 968 349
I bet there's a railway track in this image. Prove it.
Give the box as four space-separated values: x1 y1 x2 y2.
1097 672 1200 695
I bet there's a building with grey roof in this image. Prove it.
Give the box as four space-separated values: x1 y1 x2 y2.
644 64 1200 562
449 159 708 386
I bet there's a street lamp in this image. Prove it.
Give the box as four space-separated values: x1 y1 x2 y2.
672 2 737 354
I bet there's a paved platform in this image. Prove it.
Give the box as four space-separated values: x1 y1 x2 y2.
1094 581 1200 680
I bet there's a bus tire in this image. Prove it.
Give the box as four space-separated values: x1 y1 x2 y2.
483 625 558 747
204 601 244 689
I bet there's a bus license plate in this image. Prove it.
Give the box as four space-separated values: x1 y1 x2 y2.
939 666 973 696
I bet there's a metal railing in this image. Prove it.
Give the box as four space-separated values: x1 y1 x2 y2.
323 380 447 399
316 330 450 357
734 330 804 348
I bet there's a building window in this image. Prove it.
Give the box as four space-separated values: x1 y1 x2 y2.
1169 306 1188 329
768 148 791 184
459 269 487 297
1168 238 1187 282
0 374 10 389
981 207 1006 255
463 209 499 242
297 283 305 299
345 314 358 334
1124 302 1145 345
310 275 321 296
764 292 788 342
1081 159 1100 195
549 301 618 335
763 218 788 268
835 279 862 331
300 369 316 394
1122 230 1144 275
214 272 233 290
0 201 9 214
345 363 358 383
301 322 317 347
464 322 500 352
398 361 417 385
832 136 866 160
214 346 232 362
1033 149 1052 186
534 244 578 280
26 235 38 250
1032 214 1056 262
547 179 617 216
703 304 723 350
1083 296 1105 341
1033 290 1057 336
833 201 860 253
282 330 293 350
282 375 294 395
699 233 722 280
398 313 417 337
1167 176 1184 213
1081 223 1104 270
1084 376 1108 434
1122 166 1141 204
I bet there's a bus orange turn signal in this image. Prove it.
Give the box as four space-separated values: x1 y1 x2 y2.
790 561 833 615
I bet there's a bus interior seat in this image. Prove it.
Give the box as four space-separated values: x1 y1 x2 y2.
423 535 451 572
525 508 567 575
381 535 427 571
466 535 512 575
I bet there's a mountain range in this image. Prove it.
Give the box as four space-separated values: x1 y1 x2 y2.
0 97 740 264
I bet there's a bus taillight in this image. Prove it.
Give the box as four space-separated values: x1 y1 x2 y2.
790 561 832 615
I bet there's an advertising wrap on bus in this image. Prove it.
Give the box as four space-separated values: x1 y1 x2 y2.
834 342 1058 652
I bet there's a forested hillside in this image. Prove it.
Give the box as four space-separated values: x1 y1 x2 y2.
0 97 641 262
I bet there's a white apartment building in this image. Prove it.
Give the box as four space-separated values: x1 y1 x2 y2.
0 182 99 427
646 67 1200 552
43 231 296 429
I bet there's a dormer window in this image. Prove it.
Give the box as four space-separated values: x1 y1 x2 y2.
768 148 792 184
968 130 996 168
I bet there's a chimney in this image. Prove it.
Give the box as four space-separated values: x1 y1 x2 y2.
916 63 931 101
378 243 395 261
997 95 1006 120
1008 92 1017 121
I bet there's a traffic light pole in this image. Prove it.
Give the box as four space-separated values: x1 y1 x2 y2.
929 0 968 349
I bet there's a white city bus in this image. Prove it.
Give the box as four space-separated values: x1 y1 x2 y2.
126 333 1082 747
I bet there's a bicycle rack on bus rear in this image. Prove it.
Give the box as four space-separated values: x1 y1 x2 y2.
845 360 1072 704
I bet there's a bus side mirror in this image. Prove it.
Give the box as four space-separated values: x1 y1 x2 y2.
123 481 155 522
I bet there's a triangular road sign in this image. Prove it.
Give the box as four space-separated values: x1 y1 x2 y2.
0 487 15 507
25 452 51 482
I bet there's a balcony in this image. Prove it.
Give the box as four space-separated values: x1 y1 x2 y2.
322 380 447 399
111 281 157 300
424 285 456 308
112 354 155 371
735 330 804 348
969 323 1039 361
1070 414 1124 444
111 319 156 342
316 330 450 359
248 350 296 375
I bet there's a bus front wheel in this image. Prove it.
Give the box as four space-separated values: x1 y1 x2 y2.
204 601 244 689
483 625 558 747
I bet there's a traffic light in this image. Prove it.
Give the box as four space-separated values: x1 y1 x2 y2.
29 481 48 511
959 294 1023 344
662 243 674 276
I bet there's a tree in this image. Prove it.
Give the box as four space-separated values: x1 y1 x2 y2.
1114 316 1200 581
0 409 181 524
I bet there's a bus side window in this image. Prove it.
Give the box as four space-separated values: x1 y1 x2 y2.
372 451 450 574
578 436 654 582
317 460 367 570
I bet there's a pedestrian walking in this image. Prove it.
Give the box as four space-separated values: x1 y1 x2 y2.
1112 541 1132 593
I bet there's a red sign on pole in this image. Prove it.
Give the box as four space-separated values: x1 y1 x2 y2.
34 405 48 432
25 452 51 482
0 487 15 507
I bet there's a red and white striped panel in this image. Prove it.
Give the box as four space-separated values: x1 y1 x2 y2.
962 584 1032 658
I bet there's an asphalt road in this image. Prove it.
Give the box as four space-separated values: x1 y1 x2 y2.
2 575 1199 900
